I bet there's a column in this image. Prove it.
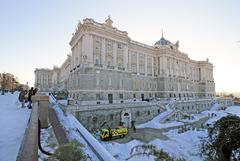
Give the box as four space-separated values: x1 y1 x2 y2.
128 51 132 71
78 39 82 65
163 57 167 76
113 41 117 67
145 54 147 76
123 45 128 70
137 53 139 74
101 38 106 67
81 34 86 64
88 34 93 65
152 57 154 76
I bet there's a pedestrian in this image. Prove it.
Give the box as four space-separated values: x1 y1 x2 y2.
27 87 34 109
18 90 26 108
131 120 136 132
33 88 38 95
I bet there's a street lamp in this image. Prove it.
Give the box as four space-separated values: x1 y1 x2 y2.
11 77 15 93
1 73 5 95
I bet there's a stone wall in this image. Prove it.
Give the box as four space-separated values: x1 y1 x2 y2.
72 103 165 131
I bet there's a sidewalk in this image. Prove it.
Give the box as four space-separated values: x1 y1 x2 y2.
0 92 31 161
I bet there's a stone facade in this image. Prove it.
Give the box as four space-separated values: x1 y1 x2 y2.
35 55 71 92
67 17 215 105
34 68 53 91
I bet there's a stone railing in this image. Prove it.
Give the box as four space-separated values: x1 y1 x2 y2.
17 95 49 161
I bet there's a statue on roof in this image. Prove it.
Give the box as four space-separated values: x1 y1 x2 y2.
105 16 113 27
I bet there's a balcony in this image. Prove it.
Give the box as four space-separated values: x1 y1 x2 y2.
107 65 114 69
94 64 103 68
118 67 125 71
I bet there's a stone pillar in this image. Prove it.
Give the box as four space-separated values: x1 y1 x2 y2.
32 95 49 128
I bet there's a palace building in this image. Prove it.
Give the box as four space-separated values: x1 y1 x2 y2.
35 17 215 105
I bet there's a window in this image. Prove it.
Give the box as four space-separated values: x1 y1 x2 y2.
110 114 114 120
119 93 123 99
96 77 100 86
108 78 112 86
136 111 140 117
96 94 100 100
133 93 136 98
117 43 122 49
95 59 99 65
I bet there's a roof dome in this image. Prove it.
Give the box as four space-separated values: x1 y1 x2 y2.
155 37 171 45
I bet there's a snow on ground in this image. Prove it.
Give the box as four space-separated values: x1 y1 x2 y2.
57 99 68 106
136 102 184 129
101 105 240 161
101 129 207 161
0 92 31 161
137 103 224 129
150 129 207 161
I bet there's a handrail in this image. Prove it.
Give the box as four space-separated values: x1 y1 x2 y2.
17 102 38 161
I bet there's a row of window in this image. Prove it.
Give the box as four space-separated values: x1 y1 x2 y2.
70 92 214 101
169 93 214 98
181 103 211 110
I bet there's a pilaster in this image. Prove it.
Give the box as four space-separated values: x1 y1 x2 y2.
101 38 106 67
113 41 117 67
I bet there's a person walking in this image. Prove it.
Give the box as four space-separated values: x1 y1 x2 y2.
27 87 38 109
27 87 34 109
18 90 27 108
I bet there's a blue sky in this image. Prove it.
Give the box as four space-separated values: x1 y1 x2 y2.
0 0 240 92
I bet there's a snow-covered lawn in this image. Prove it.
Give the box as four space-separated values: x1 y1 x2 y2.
101 105 240 161
0 92 31 161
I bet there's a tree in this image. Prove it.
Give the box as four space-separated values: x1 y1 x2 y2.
202 115 240 161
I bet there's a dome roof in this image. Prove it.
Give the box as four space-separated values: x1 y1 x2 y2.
155 37 171 45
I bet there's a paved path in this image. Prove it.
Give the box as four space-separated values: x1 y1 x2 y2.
0 92 31 161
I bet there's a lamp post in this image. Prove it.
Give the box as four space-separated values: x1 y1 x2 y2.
11 77 15 94
1 73 5 95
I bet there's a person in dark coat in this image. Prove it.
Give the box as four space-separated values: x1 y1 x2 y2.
18 90 27 108
27 87 38 109
33 88 38 95
27 87 34 109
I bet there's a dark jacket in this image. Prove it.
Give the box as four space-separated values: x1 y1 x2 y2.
18 91 25 102
28 88 34 102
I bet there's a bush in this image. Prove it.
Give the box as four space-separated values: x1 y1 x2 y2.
45 141 85 161
154 149 185 161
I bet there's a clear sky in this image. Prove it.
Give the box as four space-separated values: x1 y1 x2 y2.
0 0 239 92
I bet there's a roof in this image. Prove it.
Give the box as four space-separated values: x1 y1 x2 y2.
155 37 172 45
